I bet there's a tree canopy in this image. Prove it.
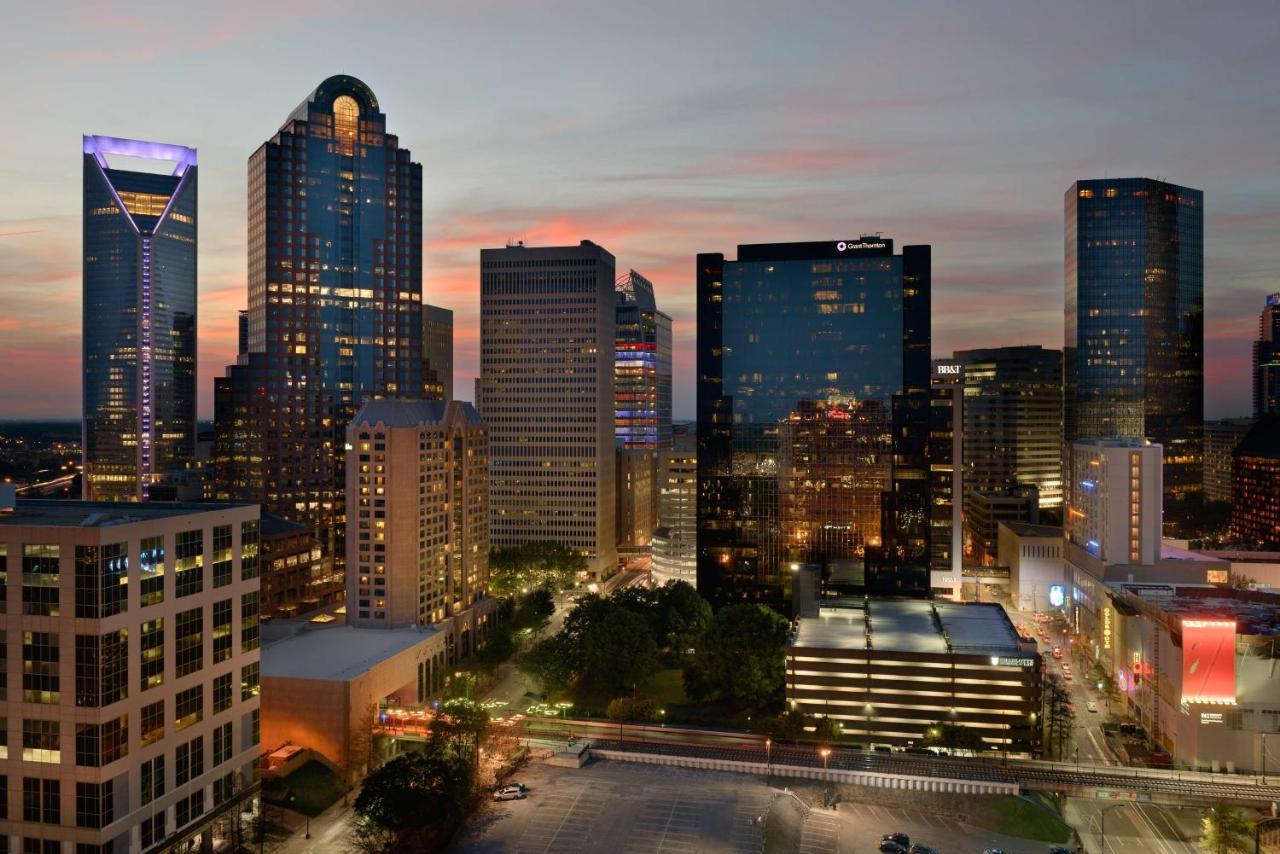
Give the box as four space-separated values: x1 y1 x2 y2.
489 541 587 596
1199 804 1253 854
683 604 788 710
353 745 474 833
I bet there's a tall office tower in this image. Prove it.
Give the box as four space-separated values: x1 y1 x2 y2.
213 75 424 573
1254 293 1280 418
652 426 697 586
1203 418 1255 504
1065 438 1163 569
614 270 671 554
615 270 673 450
929 360 964 598
1230 415 1280 549
1065 178 1204 519
477 241 618 581
954 345 1063 562
0 496 262 851
345 399 488 633
423 304 454 400
697 238 931 607
83 135 198 502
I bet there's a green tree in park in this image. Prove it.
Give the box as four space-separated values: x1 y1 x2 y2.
582 607 661 696
684 604 789 710
488 541 587 596
1199 804 1253 854
922 721 986 752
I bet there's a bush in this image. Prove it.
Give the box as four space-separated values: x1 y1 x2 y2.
606 697 662 722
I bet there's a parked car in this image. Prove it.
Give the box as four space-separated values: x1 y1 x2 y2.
879 843 907 854
1086 700 1098 713
882 832 910 847
984 849 1008 854
909 844 938 854
493 786 527 801
1049 847 1075 854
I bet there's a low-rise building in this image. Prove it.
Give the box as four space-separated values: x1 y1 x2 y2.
260 513 340 619
785 596 1042 754
1000 521 1065 613
0 496 261 852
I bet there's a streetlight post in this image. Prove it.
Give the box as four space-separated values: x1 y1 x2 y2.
765 738 772 776
1096 802 1125 854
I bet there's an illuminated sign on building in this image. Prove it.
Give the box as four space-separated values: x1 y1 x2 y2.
1206 569 1229 584
836 240 887 252
989 656 1035 667
1181 619 1237 705
1048 585 1066 608
1200 712 1224 724
1103 605 1113 651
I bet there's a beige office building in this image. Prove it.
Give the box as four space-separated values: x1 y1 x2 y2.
477 241 618 581
0 495 261 852
345 399 489 636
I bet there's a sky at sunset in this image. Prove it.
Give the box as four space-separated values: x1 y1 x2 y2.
1 0 1278 421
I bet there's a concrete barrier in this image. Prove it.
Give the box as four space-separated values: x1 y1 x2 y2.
587 749 1020 796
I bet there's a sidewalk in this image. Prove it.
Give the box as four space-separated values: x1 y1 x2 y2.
276 796 355 853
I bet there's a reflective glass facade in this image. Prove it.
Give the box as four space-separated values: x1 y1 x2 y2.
214 76 423 571
615 270 673 450
83 136 197 501
1253 293 1280 418
1065 178 1204 515
697 240 931 608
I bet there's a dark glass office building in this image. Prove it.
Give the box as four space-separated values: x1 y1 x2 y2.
214 75 423 570
697 238 931 608
1065 178 1204 517
1253 293 1280 419
83 135 198 501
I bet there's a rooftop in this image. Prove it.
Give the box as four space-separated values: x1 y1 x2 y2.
0 499 253 528
351 398 482 428
1124 586 1280 636
1001 521 1063 539
260 513 307 538
792 598 1024 656
261 623 440 682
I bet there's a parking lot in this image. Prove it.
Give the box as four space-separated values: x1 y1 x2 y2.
452 758 1070 853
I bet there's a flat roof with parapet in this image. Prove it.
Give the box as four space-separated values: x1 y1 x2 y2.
1001 521 1063 539
792 598 1024 656
0 499 254 528
261 623 440 683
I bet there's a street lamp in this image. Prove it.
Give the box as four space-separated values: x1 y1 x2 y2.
1093 802 1126 853
765 738 772 775
820 747 831 780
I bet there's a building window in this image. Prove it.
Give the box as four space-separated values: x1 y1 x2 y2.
140 535 165 606
22 777 59 824
241 519 260 581
175 529 204 598
75 542 127 619
75 715 126 767
140 755 165 805
213 721 234 765
22 631 59 704
175 607 204 678
21 719 59 763
213 524 233 588
241 592 260 652
21 544 60 617
141 618 164 691
241 662 260 702
176 789 206 829
333 94 360 156
175 735 204 786
140 699 164 747
0 630 7 702
175 685 203 731
75 629 128 708
214 673 233 715
75 779 113 829
213 598 233 663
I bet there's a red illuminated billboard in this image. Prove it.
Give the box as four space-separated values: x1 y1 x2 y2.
1181 619 1236 705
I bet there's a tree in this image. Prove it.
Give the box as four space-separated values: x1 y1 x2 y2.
1042 674 1075 759
655 581 712 654
430 698 491 764
1199 804 1253 854
520 588 556 625
489 541 587 597
813 716 843 742
606 696 662 722
583 608 660 696
922 721 985 752
522 634 575 697
352 747 474 835
684 604 788 710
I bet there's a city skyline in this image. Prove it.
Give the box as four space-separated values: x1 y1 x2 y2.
2 1 1278 423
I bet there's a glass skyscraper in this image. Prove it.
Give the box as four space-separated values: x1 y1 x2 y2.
615 270 673 451
82 135 198 501
214 75 424 569
697 238 931 608
1065 178 1204 516
1253 293 1280 418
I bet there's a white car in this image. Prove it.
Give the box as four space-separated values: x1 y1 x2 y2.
493 786 527 801
1086 700 1098 713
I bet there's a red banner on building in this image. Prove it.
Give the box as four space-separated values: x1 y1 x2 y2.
1181 619 1236 705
